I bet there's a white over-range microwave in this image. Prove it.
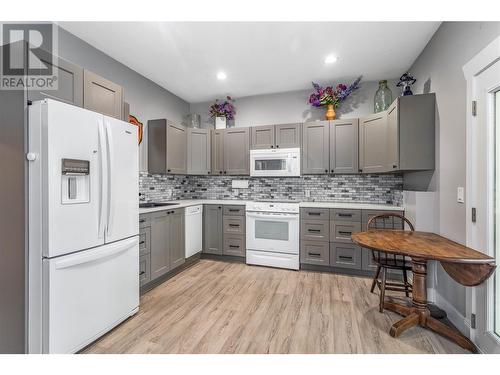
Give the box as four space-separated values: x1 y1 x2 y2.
249 148 301 177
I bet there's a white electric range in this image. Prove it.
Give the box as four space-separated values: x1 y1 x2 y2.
245 200 300 270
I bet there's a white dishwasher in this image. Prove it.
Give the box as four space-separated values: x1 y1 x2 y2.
185 205 203 258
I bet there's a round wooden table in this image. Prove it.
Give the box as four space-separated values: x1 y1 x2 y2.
351 230 496 353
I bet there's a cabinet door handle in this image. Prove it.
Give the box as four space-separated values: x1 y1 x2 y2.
229 245 240 249
276 145 280 148
270 145 274 148
308 252 321 257
139 219 146 223
339 255 353 261
224 171 227 174
139 271 146 275
219 171 222 174
393 165 397 168
359 169 363 172
139 241 145 245
324 169 328 173
167 169 171 173
338 231 352 236
330 169 334 173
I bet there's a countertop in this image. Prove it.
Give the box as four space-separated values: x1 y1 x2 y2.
139 199 404 214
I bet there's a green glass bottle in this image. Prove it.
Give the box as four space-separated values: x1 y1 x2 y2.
374 80 393 113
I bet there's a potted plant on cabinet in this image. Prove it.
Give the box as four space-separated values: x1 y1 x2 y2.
209 96 236 129
308 76 362 120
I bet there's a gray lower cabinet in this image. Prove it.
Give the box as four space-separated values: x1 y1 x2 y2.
83 69 123 119
139 254 151 287
251 125 275 149
169 209 185 269
223 235 245 257
300 241 329 266
300 207 329 221
150 211 170 279
330 242 362 269
359 112 388 173
139 226 151 257
330 221 361 243
300 220 329 242
187 128 211 175
28 51 83 107
203 204 223 255
147 119 187 174
302 121 329 174
222 205 246 258
361 249 378 272
275 123 301 148
224 128 250 175
223 216 245 235
329 119 358 174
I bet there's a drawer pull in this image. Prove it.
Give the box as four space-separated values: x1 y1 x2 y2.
139 219 146 223
308 252 321 257
229 245 240 249
228 224 240 227
308 229 321 233
228 209 240 212
338 213 353 217
139 271 146 275
139 241 145 245
338 231 352 236
339 255 353 261
308 212 321 216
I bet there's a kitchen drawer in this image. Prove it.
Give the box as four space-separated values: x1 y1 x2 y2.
300 241 329 266
330 208 361 222
223 216 245 235
300 220 329 241
223 205 246 216
362 210 404 227
300 207 330 221
139 254 151 287
330 242 361 269
223 235 245 257
139 227 151 256
330 221 361 243
139 214 151 228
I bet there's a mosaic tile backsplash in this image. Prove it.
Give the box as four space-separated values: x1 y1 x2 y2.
139 172 403 205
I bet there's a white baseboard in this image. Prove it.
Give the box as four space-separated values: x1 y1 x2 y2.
434 290 471 338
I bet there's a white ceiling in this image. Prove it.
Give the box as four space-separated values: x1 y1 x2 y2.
59 22 440 103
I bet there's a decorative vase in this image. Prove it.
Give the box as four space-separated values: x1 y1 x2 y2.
374 80 393 113
325 104 336 120
215 116 227 129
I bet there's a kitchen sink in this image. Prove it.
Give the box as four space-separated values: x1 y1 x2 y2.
139 202 179 208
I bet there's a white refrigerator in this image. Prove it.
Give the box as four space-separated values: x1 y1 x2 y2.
27 99 139 354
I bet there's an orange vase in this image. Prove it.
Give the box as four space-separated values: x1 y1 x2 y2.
325 104 336 120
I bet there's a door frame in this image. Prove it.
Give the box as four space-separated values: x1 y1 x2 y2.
463 35 500 353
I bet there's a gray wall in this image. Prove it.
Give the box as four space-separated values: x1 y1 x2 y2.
405 22 500 316
190 79 398 128
57 27 190 171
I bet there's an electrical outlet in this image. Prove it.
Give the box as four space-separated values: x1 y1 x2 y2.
457 187 465 203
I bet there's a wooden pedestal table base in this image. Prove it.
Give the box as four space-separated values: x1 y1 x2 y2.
383 259 477 353
351 230 496 353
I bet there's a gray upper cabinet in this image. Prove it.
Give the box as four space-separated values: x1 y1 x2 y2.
83 69 123 119
329 118 358 174
150 211 170 280
302 121 329 174
28 51 83 107
211 130 225 175
392 93 435 171
359 112 387 173
187 128 211 175
203 205 223 255
166 121 187 174
223 128 250 175
251 125 275 149
275 123 302 148
147 119 187 174
169 209 185 269
251 123 301 149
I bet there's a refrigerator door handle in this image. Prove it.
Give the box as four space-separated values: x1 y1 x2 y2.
54 237 138 270
97 119 107 239
105 119 114 237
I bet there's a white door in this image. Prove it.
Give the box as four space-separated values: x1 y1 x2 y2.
103 115 139 244
465 39 500 353
43 237 139 353
35 100 105 257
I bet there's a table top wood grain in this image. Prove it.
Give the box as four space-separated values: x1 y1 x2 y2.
351 230 494 264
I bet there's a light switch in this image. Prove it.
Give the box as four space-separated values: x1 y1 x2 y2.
457 187 465 203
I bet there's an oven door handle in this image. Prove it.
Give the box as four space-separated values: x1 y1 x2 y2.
246 212 299 219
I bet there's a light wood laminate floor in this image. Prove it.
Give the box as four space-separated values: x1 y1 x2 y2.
84 259 468 354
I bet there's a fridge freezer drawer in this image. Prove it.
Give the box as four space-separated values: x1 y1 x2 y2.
42 237 139 353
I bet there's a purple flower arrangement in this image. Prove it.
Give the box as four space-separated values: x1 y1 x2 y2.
308 76 362 108
209 96 236 120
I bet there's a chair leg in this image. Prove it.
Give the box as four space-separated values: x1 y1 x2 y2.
370 265 381 293
379 267 387 313
403 268 410 298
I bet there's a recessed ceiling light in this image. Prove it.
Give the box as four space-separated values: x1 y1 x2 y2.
324 54 338 64
217 71 227 80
